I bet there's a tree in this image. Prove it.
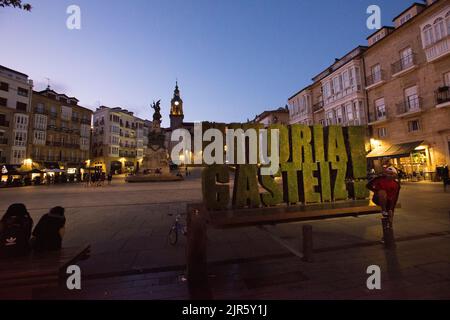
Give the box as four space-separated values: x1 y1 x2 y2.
0 0 32 11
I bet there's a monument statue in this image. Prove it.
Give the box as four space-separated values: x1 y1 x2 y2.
126 98 182 182
151 100 162 124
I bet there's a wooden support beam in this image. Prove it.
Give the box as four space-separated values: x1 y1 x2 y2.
186 205 211 299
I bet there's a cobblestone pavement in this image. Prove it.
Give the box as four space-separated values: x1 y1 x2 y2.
0 171 449 299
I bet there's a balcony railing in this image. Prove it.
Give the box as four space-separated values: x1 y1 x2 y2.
49 112 58 119
391 53 416 75
46 141 62 147
368 107 388 123
436 87 450 105
396 96 422 115
424 35 450 62
34 108 48 115
47 125 59 131
0 120 9 127
0 137 7 145
312 101 324 112
119 152 136 158
366 70 385 87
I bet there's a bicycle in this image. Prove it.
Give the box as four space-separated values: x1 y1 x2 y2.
168 213 187 245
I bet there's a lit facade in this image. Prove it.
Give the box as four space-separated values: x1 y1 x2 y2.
92 106 144 174
0 65 33 165
30 88 92 172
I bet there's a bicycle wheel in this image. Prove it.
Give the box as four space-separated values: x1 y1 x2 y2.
168 225 178 245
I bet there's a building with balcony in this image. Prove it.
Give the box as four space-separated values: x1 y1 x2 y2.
365 0 450 178
92 106 145 174
288 46 368 128
30 88 93 174
0 65 33 165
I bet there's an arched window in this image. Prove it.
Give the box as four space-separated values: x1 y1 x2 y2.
446 11 450 35
434 18 445 41
422 24 434 46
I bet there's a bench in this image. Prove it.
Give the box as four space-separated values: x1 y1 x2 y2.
0 245 90 294
185 200 393 299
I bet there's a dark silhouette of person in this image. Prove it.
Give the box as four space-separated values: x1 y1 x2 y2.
0 203 33 258
32 206 66 252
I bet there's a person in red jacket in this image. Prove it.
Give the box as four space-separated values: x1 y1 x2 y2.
367 166 401 229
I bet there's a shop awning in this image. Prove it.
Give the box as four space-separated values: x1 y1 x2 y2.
367 141 424 159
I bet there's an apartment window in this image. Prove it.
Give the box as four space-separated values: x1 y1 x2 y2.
345 103 354 121
423 25 434 47
446 11 450 35
399 13 412 26
16 102 27 111
378 127 387 138
61 106 72 120
12 149 26 165
0 97 6 107
371 64 381 82
17 87 29 97
375 98 386 119
408 120 421 132
333 76 342 94
0 82 8 91
15 114 28 130
404 86 419 110
319 119 325 126
342 70 350 89
33 130 46 145
400 47 413 68
326 111 334 125
14 131 27 147
444 71 450 87
34 114 47 130
434 18 445 41
335 107 343 124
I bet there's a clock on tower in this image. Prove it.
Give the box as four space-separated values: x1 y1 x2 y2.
169 81 184 129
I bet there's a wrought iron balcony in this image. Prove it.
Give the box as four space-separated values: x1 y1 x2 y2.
436 86 450 106
391 53 416 76
366 70 385 87
396 96 422 116
368 107 388 123
312 101 324 112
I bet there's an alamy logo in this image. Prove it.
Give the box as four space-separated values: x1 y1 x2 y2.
66 5 81 30
66 265 81 290
366 5 381 30
366 265 381 290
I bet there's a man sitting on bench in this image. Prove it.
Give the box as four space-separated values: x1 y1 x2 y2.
367 166 401 229
0 203 34 259
31 206 66 252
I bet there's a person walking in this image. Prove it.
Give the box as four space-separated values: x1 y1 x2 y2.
107 173 112 185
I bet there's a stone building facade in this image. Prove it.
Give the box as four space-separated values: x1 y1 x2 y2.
0 65 33 165
30 88 92 173
365 0 450 178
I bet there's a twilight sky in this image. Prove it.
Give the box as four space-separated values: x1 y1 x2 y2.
0 0 413 126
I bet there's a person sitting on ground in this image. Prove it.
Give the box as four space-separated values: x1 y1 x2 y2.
367 166 401 229
31 206 66 252
0 203 33 258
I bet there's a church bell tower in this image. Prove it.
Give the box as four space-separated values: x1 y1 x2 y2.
169 81 184 129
